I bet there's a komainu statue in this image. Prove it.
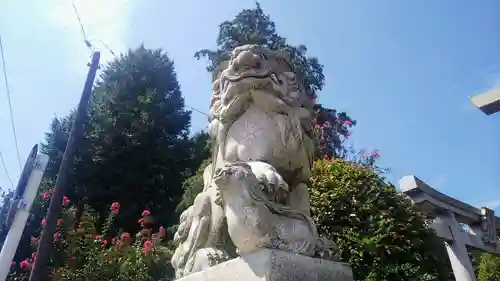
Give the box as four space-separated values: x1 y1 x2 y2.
171 45 337 279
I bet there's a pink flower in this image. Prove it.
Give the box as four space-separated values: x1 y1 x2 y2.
11 261 15 265
40 192 50 200
344 120 353 126
19 259 30 269
41 218 46 226
53 232 61 242
94 234 103 240
110 202 120 210
159 226 166 236
62 196 70 207
345 131 351 137
101 240 108 247
141 210 151 217
143 240 153 253
57 219 64 226
370 151 380 158
110 202 120 214
121 232 131 240
315 124 321 130
138 218 145 225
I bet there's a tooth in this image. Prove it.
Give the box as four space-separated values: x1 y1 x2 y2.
270 73 278 84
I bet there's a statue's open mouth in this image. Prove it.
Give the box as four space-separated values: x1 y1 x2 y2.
220 70 282 96
224 70 282 85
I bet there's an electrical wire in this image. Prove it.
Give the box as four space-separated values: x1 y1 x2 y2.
71 0 92 50
71 0 115 62
70 1 206 120
0 34 22 171
185 105 209 117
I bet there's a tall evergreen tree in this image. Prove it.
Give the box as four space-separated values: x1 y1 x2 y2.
41 46 205 232
194 2 355 158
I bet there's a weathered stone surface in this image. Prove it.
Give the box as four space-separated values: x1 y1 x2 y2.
176 249 353 281
171 44 342 279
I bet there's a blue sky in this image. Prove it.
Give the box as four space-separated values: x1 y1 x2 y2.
1 0 499 211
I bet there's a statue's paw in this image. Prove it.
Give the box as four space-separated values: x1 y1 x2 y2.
249 162 289 193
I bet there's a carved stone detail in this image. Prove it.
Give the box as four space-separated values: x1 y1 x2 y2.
171 45 338 279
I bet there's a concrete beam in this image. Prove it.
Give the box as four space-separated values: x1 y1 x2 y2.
430 217 500 255
399 175 500 229
470 88 500 115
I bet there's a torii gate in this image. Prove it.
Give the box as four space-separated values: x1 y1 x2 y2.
399 175 499 281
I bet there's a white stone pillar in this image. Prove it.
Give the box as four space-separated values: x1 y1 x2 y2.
440 212 477 281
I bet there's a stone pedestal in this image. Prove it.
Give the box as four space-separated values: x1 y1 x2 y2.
177 249 353 281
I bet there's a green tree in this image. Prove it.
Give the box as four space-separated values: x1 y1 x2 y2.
176 158 211 214
477 253 500 281
41 46 205 233
310 158 451 281
194 2 355 159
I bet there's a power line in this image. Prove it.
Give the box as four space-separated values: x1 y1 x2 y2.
71 0 92 50
71 1 115 60
71 0 204 119
0 150 13 189
98 39 116 57
0 34 22 171
185 105 209 117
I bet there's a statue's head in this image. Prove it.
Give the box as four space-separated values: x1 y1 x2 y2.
209 45 313 120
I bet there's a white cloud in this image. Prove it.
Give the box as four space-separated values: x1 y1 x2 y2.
45 0 134 72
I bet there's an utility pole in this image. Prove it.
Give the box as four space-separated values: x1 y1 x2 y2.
28 51 100 281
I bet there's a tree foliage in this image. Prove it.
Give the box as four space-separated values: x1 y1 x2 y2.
176 158 211 214
194 2 355 158
477 253 500 281
310 158 451 281
41 46 206 233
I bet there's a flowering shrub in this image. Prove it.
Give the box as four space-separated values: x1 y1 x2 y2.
310 158 450 281
7 191 174 281
313 104 356 159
